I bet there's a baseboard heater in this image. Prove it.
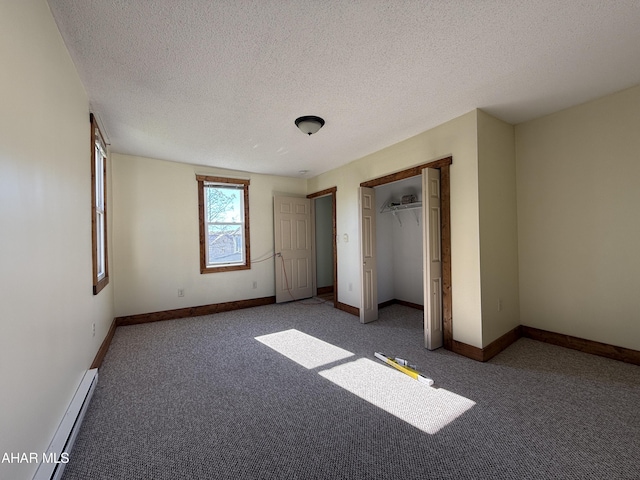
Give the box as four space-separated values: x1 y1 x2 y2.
33 369 98 480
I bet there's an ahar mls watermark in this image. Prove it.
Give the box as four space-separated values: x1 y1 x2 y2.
1 452 69 464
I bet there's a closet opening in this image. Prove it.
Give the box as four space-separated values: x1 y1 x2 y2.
359 157 452 350
376 175 424 311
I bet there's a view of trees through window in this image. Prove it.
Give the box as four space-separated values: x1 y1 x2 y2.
197 175 249 274
205 185 244 265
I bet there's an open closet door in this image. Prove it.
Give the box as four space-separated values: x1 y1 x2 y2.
274 196 313 303
359 187 378 323
423 168 443 349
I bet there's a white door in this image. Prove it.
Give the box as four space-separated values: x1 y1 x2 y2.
423 168 443 349
359 187 378 323
274 196 313 303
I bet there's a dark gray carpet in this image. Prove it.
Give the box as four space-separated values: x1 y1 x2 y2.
62 301 640 479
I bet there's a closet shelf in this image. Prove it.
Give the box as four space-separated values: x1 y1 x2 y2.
380 201 422 214
380 201 422 226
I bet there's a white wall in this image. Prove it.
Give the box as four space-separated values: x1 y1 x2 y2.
376 177 424 306
477 111 520 346
308 111 483 347
0 2 114 479
376 185 395 303
516 85 640 351
391 177 423 306
112 154 307 317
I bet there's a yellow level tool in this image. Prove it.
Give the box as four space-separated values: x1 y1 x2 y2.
374 352 434 386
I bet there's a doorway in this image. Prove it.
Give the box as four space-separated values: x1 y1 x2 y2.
308 187 337 308
314 195 334 301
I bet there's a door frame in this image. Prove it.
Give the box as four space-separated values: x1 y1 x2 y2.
360 156 453 350
307 187 338 308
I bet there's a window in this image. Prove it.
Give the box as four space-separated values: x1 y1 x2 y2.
91 113 109 294
197 175 250 273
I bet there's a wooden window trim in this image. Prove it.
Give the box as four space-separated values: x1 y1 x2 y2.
91 113 109 295
197 175 251 274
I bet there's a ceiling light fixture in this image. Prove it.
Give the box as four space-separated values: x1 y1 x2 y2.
295 116 325 135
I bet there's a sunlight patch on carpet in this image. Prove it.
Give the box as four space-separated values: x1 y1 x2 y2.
255 329 354 369
256 329 475 434
319 358 475 434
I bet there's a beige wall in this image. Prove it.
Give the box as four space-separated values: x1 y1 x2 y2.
477 111 520 346
112 154 307 317
0 2 115 479
308 111 484 347
516 85 640 351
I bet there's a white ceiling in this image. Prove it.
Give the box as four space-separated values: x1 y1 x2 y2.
47 0 640 178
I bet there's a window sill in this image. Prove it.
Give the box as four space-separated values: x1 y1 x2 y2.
93 276 109 295
201 263 250 274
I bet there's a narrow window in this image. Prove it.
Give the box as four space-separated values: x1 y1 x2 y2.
197 175 250 273
91 114 109 294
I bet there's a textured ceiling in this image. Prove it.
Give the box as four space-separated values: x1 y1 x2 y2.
47 0 640 178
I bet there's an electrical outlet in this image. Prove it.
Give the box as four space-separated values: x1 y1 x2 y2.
178 289 185 297
348 282 353 291
498 298 503 312
92 323 96 337
252 281 257 289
